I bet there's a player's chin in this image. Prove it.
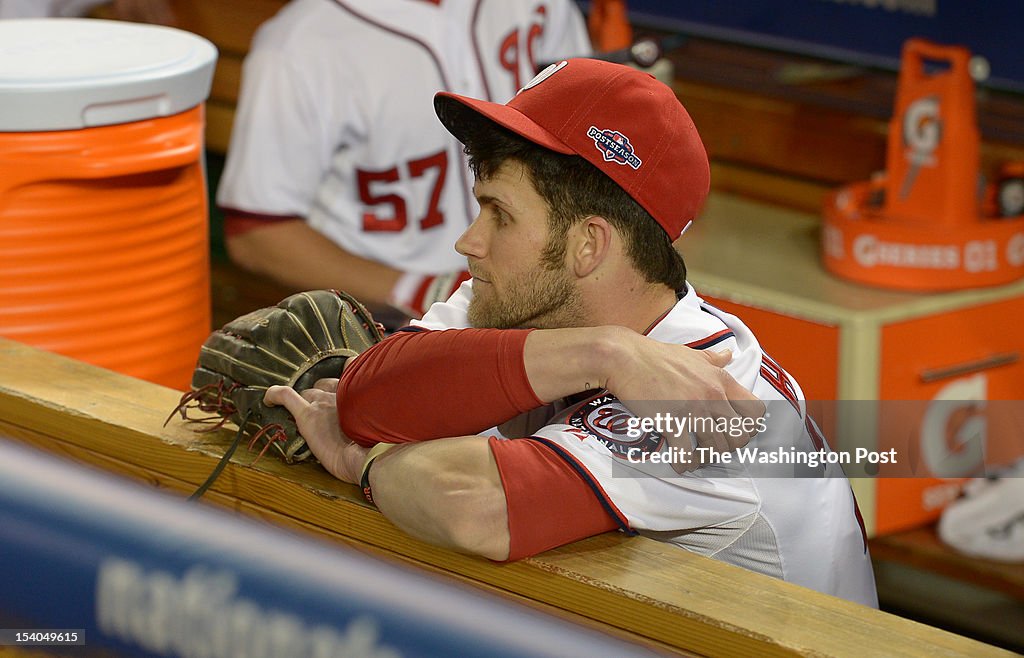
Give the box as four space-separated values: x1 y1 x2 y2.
467 296 499 328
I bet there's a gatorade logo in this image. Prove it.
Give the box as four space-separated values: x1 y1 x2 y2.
920 375 986 479
899 96 941 198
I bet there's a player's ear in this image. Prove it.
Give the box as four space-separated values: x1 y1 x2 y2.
569 215 613 278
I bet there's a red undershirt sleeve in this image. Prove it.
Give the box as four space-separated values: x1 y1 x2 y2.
488 437 621 560
221 209 300 239
338 328 545 447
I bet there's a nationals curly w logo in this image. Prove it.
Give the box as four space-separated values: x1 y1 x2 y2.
569 393 663 459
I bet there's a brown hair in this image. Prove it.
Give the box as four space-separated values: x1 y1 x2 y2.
455 106 687 290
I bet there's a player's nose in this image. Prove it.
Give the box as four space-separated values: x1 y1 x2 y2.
455 215 488 259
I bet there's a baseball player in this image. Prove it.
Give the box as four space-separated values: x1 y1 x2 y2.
217 0 592 323
266 58 878 607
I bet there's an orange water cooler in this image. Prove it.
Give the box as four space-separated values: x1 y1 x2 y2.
0 18 217 390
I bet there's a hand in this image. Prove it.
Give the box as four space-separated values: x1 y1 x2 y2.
263 378 366 482
603 332 765 473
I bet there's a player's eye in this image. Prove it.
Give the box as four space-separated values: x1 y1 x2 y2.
491 207 510 227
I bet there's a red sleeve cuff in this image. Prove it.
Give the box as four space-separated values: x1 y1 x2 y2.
489 437 619 560
222 209 300 239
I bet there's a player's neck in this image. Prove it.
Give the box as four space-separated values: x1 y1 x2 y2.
582 278 678 335
570 230 678 334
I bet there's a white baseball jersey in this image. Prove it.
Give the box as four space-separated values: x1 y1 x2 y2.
414 282 879 607
217 0 591 274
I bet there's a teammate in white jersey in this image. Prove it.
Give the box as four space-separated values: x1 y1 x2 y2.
217 0 591 322
265 58 878 606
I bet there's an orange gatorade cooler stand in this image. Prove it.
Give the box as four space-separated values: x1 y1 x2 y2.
822 39 1024 291
0 19 217 390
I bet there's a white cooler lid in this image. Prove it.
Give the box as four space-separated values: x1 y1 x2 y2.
0 18 217 131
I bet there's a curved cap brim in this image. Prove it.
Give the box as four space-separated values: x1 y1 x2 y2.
434 91 577 155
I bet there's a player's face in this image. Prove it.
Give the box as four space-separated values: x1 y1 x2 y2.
457 160 583 330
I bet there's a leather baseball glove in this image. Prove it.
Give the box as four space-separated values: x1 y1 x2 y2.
168 289 384 468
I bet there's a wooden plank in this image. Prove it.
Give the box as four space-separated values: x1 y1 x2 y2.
0 337 1014 658
204 101 236 155
171 0 285 55
666 35 1024 148
209 258 296 329
674 78 888 187
92 0 284 55
676 76 1024 196
208 53 242 106
870 527 1024 601
708 161 832 214
667 38 1024 208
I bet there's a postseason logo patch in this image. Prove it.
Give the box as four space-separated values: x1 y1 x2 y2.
569 393 663 459
588 126 642 170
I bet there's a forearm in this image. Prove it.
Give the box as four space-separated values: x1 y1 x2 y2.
226 220 401 306
338 329 543 445
368 437 510 560
261 383 510 559
264 382 616 562
521 326 627 402
338 325 630 446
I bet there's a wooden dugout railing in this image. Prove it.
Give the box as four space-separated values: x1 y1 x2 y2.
0 337 1014 658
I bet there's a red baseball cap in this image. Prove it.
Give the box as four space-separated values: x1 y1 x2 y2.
434 58 710 239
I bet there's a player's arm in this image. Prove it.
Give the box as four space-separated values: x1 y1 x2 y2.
263 385 616 560
339 325 761 450
225 215 469 318
368 435 620 560
262 385 503 554
225 215 401 308
363 436 509 558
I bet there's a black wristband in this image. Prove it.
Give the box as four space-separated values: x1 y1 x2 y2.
358 443 394 506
